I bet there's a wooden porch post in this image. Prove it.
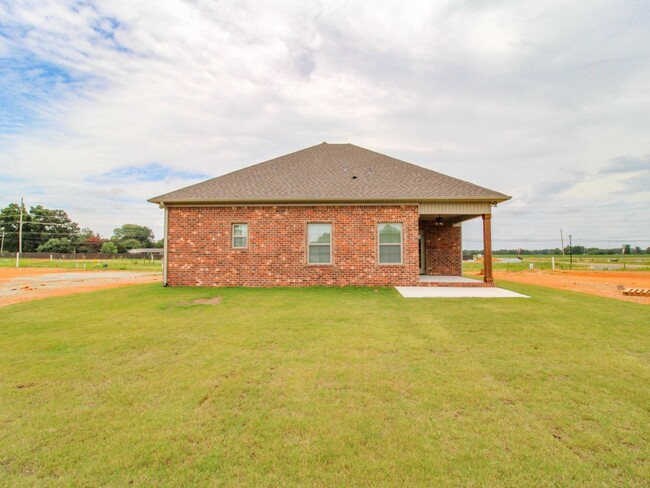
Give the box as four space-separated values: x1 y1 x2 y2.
482 214 494 284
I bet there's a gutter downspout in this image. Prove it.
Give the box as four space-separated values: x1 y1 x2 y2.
162 203 169 286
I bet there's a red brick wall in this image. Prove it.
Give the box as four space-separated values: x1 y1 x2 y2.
166 205 420 287
420 220 462 276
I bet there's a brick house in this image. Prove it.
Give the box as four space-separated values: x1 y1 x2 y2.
149 143 510 287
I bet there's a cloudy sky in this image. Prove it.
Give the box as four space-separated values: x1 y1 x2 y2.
1 0 649 250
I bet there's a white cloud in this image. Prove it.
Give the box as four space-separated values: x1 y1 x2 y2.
0 0 649 246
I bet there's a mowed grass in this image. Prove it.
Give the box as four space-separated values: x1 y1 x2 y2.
0 257 163 272
1 284 648 486
463 255 650 273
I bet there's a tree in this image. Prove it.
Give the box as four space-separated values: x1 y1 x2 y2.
112 224 155 249
0 203 80 252
37 237 73 253
76 228 105 253
121 238 143 250
29 205 80 251
100 241 118 253
564 245 584 255
0 203 25 252
84 236 105 252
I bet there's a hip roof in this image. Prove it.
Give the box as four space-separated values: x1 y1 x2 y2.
149 143 510 204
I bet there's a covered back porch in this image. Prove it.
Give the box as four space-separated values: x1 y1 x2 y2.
418 201 495 287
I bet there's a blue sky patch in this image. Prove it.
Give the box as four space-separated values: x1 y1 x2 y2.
0 57 90 133
0 2 123 134
89 163 209 183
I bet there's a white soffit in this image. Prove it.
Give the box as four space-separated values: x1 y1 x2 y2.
419 202 492 215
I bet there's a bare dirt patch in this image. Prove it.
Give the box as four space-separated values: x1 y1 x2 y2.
0 268 161 307
472 269 650 305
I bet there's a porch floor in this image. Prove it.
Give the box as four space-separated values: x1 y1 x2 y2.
418 275 493 287
419 275 481 284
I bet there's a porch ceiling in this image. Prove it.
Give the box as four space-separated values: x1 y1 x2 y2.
418 202 492 222
419 213 481 224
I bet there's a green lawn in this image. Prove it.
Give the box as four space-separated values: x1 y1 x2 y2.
0 257 163 272
463 254 650 272
1 284 648 486
462 254 650 273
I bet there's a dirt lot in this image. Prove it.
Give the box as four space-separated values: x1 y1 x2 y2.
478 270 650 305
0 268 161 307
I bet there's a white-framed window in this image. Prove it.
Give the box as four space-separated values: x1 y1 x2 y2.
232 223 248 248
307 223 332 264
378 223 402 264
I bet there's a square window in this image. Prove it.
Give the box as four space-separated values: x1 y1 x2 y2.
309 245 331 263
379 245 401 263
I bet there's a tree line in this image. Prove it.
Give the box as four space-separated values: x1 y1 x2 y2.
0 202 161 254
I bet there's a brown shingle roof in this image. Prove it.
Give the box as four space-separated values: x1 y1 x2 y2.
149 143 510 204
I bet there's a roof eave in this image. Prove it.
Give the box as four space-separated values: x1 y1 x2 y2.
148 195 512 206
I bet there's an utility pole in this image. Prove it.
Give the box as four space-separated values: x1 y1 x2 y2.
16 197 23 268
1 227 4 254
622 244 626 270
560 229 565 256
568 234 572 270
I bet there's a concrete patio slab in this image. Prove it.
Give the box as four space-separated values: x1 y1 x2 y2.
396 286 529 298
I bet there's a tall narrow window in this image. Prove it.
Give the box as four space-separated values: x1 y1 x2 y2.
232 223 248 248
378 223 402 264
308 223 332 264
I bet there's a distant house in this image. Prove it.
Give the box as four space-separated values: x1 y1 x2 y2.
149 143 510 287
126 247 164 259
127 248 163 255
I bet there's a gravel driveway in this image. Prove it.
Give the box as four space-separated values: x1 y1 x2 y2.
0 269 161 307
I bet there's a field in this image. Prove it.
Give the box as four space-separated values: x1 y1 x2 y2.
463 254 650 273
0 257 163 272
1 284 648 485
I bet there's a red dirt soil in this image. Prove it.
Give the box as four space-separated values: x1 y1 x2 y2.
474 269 650 305
0 268 161 307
